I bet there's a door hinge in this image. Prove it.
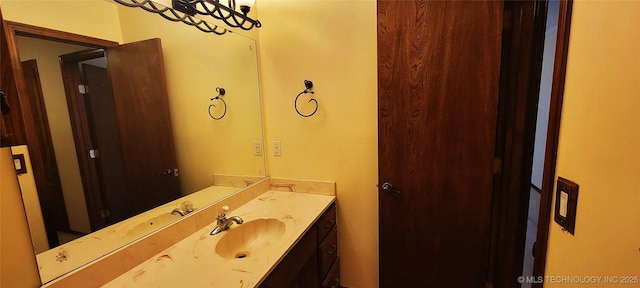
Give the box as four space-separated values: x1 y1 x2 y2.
100 209 110 218
493 158 502 174
78 84 89 94
89 149 99 159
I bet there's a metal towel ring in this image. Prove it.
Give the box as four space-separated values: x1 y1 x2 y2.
208 87 227 120
294 80 318 117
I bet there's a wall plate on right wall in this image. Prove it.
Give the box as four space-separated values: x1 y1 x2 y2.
554 177 579 235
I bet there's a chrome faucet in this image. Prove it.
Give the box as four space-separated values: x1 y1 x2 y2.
210 205 243 235
171 201 194 216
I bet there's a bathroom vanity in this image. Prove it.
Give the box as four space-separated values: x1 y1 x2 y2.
42 178 339 288
260 202 339 288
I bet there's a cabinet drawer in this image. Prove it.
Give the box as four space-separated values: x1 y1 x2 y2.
321 256 340 288
316 203 336 243
318 226 338 279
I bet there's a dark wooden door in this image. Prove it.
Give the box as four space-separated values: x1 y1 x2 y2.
21 59 68 247
82 63 130 224
1 12 27 146
377 1 503 287
106 38 180 215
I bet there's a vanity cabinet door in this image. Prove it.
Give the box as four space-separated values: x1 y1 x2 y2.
260 227 318 288
262 202 339 288
296 250 320 288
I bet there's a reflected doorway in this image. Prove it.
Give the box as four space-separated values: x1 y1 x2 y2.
14 36 99 251
522 0 561 286
12 34 182 254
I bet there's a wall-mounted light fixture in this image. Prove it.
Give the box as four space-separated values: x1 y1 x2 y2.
114 0 228 35
172 0 261 30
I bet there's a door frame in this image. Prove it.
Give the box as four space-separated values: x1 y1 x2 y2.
489 0 575 286
3 21 118 231
487 1 549 286
59 49 112 230
534 0 574 283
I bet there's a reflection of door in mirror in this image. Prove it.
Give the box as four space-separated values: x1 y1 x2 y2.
79 58 131 226
59 49 127 232
20 59 69 249
105 39 181 217
15 35 181 252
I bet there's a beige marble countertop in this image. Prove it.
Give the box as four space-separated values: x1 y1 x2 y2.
102 190 335 287
37 185 240 283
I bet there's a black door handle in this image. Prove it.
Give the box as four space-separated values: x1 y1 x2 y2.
381 182 400 194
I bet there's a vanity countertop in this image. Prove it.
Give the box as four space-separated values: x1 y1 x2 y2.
102 190 336 287
37 185 240 283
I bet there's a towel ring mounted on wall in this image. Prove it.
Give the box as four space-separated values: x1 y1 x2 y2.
294 80 318 117
208 87 227 120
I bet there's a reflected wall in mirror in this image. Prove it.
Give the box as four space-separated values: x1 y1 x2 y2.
0 0 265 284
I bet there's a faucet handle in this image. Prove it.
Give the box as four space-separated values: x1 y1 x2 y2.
182 201 194 213
219 205 229 216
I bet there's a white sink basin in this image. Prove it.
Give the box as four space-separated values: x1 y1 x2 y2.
112 213 181 239
214 218 286 259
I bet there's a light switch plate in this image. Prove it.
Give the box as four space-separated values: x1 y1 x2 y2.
554 177 579 235
272 141 281 156
254 141 263 156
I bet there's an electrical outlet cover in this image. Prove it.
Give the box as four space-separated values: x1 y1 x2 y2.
554 177 579 235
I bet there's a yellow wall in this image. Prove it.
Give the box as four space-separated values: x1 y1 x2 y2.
256 0 378 286
16 36 93 234
0 148 41 288
544 1 640 286
10 145 49 253
0 0 123 43
116 5 264 194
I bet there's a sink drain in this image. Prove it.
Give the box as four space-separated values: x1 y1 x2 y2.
235 252 249 259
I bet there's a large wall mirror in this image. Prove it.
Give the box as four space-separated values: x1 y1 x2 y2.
1 0 264 284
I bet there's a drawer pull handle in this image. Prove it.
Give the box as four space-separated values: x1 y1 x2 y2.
327 244 337 255
325 220 335 228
